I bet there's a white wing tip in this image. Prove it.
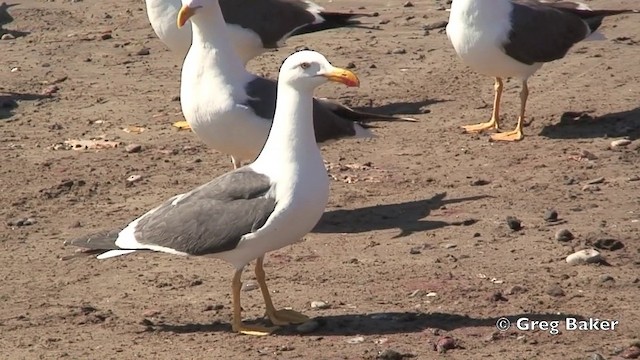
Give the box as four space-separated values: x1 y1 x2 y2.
97 249 137 259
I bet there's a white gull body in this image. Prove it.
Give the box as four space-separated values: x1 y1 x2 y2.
446 0 542 80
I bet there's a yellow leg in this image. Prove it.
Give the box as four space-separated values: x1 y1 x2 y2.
462 77 503 133
255 257 309 326
172 120 191 131
490 80 527 142
231 268 279 336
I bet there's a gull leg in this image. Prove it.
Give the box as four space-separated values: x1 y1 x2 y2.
491 80 527 142
231 267 279 336
462 77 503 133
255 257 309 326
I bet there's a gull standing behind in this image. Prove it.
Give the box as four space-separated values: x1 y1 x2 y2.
145 0 370 64
178 0 415 168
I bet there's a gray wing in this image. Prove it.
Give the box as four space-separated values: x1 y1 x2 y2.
245 76 418 143
219 0 363 48
505 0 590 65
244 76 355 142
68 169 276 256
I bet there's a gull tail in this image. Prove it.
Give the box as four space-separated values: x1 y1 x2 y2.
318 98 418 123
291 12 375 37
62 229 138 260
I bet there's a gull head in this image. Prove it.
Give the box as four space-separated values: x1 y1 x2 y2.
177 0 206 28
278 50 360 90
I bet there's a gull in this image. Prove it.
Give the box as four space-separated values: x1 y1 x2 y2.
447 0 636 141
65 49 359 336
145 0 370 64
178 0 414 168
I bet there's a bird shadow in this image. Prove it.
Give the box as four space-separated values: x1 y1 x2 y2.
148 311 588 336
539 107 640 141
354 98 449 116
0 92 51 120
0 3 29 38
0 2 17 28
313 192 489 238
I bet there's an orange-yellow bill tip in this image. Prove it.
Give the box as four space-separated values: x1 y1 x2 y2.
324 68 360 87
177 5 197 28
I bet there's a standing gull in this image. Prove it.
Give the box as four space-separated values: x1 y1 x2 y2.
145 0 370 64
65 49 357 336
447 0 636 141
178 0 413 168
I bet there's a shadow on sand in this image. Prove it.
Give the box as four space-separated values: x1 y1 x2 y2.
0 92 51 120
150 311 587 336
540 107 640 141
354 98 450 116
313 192 489 238
0 3 29 38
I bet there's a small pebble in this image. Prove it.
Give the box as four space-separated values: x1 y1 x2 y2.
408 289 425 298
621 346 640 359
403 1 413 7
434 336 456 353
125 144 142 153
377 349 404 360
599 274 615 283
471 179 490 186
1 33 15 40
346 336 365 344
423 21 448 30
590 353 605 360
582 184 601 192
7 218 37 227
391 48 406 54
593 238 624 251
345 62 356 69
506 285 527 295
610 139 632 149
136 47 150 56
441 243 457 249
100 33 112 40
628 175 640 182
310 301 330 309
546 285 565 297
203 304 223 312
555 229 574 242
579 149 598 160
126 174 142 183
587 177 605 185
142 309 160 317
544 209 558 222
242 281 258 292
489 291 508 302
566 249 602 265
42 85 59 96
409 246 421 255
296 320 320 334
506 216 522 231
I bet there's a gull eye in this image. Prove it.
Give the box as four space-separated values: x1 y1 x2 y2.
299 62 310 69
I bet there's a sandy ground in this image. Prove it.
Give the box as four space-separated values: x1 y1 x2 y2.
1 0 639 359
